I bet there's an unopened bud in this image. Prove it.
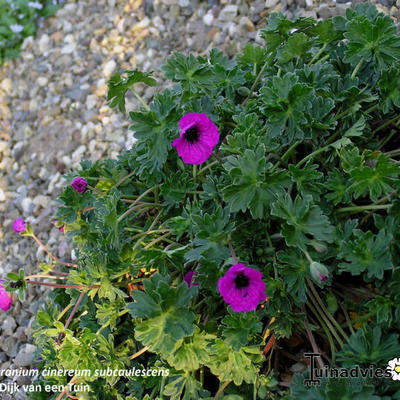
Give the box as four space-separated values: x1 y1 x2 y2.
309 261 329 283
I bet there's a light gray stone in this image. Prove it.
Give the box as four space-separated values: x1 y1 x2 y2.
103 59 117 78
218 5 238 21
14 344 37 367
12 142 26 162
2 316 16 336
265 0 279 8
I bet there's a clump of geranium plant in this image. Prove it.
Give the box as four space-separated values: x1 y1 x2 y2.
7 3 400 399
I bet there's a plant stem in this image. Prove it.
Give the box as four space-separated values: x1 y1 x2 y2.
25 274 67 280
336 204 391 213
214 381 231 399
55 377 80 400
131 88 150 111
314 54 329 65
242 59 269 106
364 103 378 115
301 304 325 369
222 121 236 128
265 231 278 279
144 232 172 249
338 311 374 328
379 130 397 149
296 144 330 168
87 184 103 195
307 288 344 347
306 300 337 363
64 291 85 330
228 239 238 263
307 279 349 343
118 185 159 222
193 165 198 202
385 148 400 157
271 141 301 172
303 250 313 263
372 114 400 136
198 159 220 175
50 270 69 276
333 282 378 299
27 281 99 290
308 43 327 66
130 229 172 241
338 301 356 336
350 59 364 80
31 235 55 263
159 375 166 399
130 346 150 360
57 304 73 322
113 171 135 188
79 206 95 213
31 234 77 268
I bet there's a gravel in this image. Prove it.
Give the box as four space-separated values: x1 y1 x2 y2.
0 0 397 398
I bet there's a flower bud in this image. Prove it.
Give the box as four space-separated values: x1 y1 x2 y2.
309 261 329 283
237 86 251 97
71 177 87 193
12 218 26 234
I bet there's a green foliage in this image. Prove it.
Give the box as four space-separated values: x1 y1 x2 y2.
260 72 313 142
343 12 400 70
221 310 262 351
337 326 400 366
161 52 216 96
14 5 400 399
290 371 383 400
338 229 393 279
222 145 290 219
127 274 198 358
208 341 263 385
271 194 334 251
107 70 157 113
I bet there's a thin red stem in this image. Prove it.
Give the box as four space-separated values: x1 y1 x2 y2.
32 234 77 268
64 291 85 330
50 271 69 276
27 281 99 290
32 234 56 262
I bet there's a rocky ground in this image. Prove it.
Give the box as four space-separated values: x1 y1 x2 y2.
0 0 398 398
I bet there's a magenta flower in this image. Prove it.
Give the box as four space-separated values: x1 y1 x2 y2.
59 225 65 233
12 218 26 234
183 271 199 288
218 263 267 312
71 177 87 193
0 281 12 311
172 113 219 165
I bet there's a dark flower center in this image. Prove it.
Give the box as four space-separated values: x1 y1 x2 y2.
184 126 200 144
234 273 249 289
